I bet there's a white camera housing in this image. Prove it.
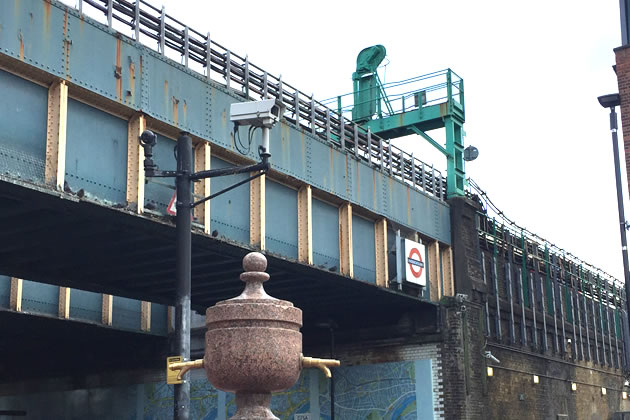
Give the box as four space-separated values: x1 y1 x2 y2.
230 99 282 128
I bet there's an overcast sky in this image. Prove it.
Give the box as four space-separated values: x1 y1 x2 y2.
68 0 626 279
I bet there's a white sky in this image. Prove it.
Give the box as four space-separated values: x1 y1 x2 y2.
66 0 627 279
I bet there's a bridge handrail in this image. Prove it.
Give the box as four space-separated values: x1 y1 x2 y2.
72 0 447 201
325 68 464 120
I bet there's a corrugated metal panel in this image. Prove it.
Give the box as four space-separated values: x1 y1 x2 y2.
265 180 298 259
21 279 58 316
144 133 176 214
353 215 376 283
209 156 250 244
0 70 47 182
312 198 340 272
65 98 128 203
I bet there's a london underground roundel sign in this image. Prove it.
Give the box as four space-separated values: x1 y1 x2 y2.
404 239 426 286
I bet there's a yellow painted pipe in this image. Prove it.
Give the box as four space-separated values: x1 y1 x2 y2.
169 359 204 380
301 354 341 378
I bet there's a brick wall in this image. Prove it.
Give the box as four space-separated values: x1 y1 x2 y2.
450 196 629 419
441 300 488 419
486 345 629 419
615 45 630 196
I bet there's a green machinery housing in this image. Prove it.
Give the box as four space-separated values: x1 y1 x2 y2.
347 45 466 197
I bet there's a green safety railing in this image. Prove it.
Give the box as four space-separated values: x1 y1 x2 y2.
322 68 464 122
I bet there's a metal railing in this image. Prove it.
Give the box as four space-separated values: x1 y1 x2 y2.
470 178 625 306
71 0 448 200
325 68 464 121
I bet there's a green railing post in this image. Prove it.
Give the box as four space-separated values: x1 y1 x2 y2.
520 231 529 307
459 79 465 111
544 245 553 315
446 69 453 114
337 95 342 117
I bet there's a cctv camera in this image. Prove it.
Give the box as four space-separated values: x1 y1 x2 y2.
230 99 282 128
483 351 500 364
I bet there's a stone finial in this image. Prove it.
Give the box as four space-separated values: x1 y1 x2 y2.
238 252 271 299
243 252 267 273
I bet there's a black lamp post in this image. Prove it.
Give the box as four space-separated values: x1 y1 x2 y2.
598 93 630 371
139 120 272 419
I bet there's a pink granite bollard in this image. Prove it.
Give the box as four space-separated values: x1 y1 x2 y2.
204 252 303 420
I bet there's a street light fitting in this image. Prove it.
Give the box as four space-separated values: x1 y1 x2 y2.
463 145 479 162
139 129 157 147
598 93 621 108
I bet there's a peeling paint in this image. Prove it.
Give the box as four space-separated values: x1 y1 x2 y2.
127 58 135 105
172 97 179 126
64 39 71 78
440 103 448 117
182 100 187 125
18 33 24 60
115 38 122 101
64 10 70 78
43 1 51 31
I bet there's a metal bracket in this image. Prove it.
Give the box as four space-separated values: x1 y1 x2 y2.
167 356 204 384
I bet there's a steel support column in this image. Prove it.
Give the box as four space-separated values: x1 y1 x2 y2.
174 133 193 420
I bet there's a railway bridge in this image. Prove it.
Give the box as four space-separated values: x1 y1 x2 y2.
0 1 628 419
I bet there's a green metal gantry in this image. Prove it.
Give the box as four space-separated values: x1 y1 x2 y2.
348 45 467 197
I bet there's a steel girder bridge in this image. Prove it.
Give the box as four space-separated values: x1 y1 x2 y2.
0 0 467 381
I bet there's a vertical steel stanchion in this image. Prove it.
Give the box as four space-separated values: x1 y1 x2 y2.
175 133 193 419
599 93 630 371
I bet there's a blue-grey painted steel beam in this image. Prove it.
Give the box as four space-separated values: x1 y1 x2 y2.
0 0 451 245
